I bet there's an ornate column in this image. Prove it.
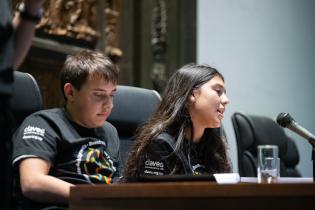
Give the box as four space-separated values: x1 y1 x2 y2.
151 0 167 92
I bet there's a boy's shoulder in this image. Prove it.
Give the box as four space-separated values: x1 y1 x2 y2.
21 108 68 128
28 107 64 118
96 121 118 140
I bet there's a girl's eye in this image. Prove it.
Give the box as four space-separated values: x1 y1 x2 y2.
215 89 223 96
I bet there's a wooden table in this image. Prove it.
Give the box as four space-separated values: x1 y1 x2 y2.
70 181 315 210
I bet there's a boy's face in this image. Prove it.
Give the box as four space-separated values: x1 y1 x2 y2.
66 75 116 128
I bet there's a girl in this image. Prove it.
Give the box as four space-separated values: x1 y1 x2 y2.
124 64 231 180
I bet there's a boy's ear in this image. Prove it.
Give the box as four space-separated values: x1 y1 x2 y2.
64 83 74 101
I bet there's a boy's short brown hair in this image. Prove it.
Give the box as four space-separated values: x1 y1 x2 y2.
60 50 119 99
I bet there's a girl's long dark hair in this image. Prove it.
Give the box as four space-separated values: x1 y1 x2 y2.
123 64 231 178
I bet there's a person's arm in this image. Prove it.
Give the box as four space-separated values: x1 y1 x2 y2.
19 157 74 204
12 0 45 70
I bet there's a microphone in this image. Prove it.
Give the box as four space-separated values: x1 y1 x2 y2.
276 112 315 144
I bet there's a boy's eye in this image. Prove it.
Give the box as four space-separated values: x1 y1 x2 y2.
93 93 107 100
93 93 115 101
95 93 104 97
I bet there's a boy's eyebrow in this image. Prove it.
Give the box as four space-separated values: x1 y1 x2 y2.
92 88 117 93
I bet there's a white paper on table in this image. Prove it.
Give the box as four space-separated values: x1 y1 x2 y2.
213 173 241 184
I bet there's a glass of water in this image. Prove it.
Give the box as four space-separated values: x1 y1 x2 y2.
257 145 279 183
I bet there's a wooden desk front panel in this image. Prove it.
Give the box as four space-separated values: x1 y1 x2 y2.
70 182 315 210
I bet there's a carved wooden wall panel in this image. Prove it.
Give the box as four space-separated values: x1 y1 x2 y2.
38 0 99 43
20 0 123 108
18 0 195 108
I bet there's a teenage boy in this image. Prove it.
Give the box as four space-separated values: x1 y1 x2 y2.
12 50 120 209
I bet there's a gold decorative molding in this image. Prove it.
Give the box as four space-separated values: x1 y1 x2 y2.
37 0 98 43
34 0 122 62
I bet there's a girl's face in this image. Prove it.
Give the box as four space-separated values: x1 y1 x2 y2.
188 75 229 129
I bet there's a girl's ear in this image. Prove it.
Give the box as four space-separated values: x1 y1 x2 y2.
64 83 74 101
189 94 196 103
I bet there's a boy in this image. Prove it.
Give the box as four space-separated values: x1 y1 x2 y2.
12 50 120 209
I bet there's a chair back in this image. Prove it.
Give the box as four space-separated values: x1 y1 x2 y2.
231 112 300 177
6 71 42 210
107 85 161 168
10 71 43 126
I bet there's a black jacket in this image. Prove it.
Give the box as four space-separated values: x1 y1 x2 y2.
138 132 207 176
